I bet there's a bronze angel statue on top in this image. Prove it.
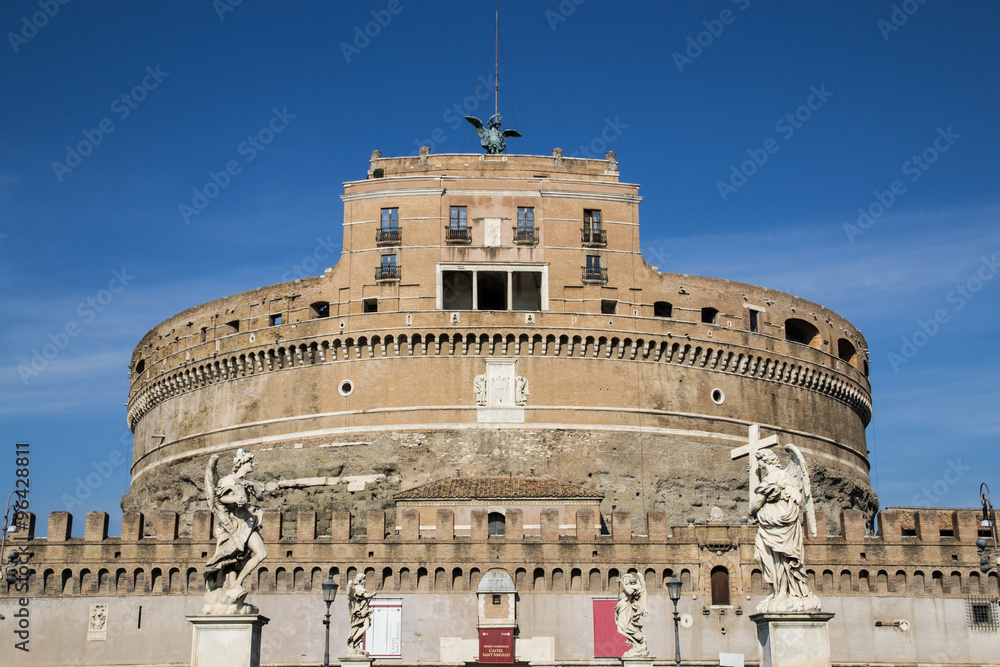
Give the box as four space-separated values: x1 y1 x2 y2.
202 448 269 615
749 444 821 613
465 113 521 154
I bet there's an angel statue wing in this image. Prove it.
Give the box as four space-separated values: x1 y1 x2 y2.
464 115 485 134
502 129 522 138
784 443 817 537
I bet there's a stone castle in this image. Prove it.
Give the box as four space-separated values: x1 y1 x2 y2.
4 150 997 666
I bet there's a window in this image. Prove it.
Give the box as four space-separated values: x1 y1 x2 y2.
447 206 470 242
583 255 606 283
514 206 537 244
967 597 999 631
653 301 672 318
309 301 330 319
488 512 505 537
748 308 760 332
377 208 401 245
134 359 145 374
363 298 378 313
517 207 534 231
381 208 398 230
449 206 467 229
200 327 207 343
269 314 282 326
582 209 606 245
477 272 507 310
601 299 617 315
701 307 718 325
837 338 858 366
376 254 399 281
225 320 239 334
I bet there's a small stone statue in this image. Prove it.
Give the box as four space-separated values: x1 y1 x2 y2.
614 572 648 657
749 445 821 613
464 113 521 154
515 376 529 406
347 573 379 655
202 449 268 615
474 374 487 405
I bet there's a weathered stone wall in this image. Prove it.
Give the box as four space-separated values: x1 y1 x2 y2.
4 508 998 666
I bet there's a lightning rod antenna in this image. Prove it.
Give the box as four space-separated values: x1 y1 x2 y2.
494 5 499 118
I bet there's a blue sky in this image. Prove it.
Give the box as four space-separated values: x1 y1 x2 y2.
1 1 998 535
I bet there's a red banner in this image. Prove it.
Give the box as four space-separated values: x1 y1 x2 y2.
479 627 514 663
593 598 629 657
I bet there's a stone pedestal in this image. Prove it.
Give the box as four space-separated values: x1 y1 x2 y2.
750 612 835 667
341 654 373 667
187 614 269 667
621 655 655 667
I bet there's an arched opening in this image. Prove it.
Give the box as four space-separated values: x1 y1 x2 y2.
711 566 730 605
654 301 672 318
837 338 858 366
701 307 718 324
488 512 506 537
785 318 821 348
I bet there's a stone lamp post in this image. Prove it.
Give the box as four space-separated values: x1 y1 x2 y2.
322 575 339 667
666 576 682 667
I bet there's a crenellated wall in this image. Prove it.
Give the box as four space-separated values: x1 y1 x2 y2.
5 507 994 603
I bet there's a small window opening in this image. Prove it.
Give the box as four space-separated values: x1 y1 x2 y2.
225 320 239 334
702 307 719 325
653 301 672 318
200 327 207 343
363 298 378 313
902 528 917 537
488 512 505 537
310 301 330 319
134 359 145 374
269 314 282 327
748 309 760 333
601 299 618 315
492 594 501 605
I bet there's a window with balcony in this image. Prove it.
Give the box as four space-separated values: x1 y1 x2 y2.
376 253 400 281
582 209 606 246
446 205 470 242
583 255 607 283
514 206 537 245
377 207 400 245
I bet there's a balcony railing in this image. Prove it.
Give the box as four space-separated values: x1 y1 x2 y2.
446 227 472 243
581 228 607 246
376 227 402 246
512 227 538 245
582 266 608 283
375 265 401 281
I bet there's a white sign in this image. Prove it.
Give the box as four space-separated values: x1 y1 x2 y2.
719 652 745 667
365 600 402 658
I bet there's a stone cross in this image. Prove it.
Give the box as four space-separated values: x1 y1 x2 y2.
730 424 781 503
